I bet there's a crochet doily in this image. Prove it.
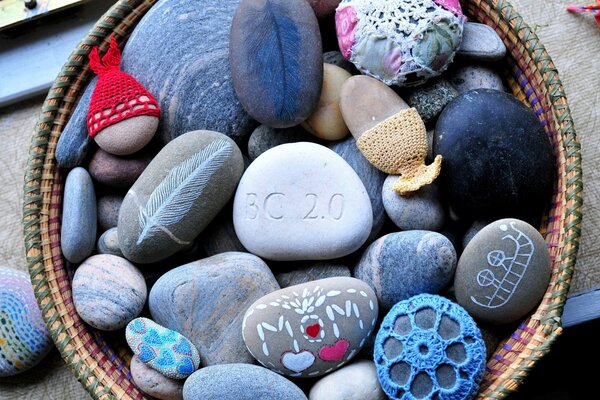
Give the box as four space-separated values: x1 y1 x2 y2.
336 0 465 86
374 294 486 400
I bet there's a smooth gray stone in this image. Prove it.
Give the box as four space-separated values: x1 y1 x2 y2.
446 63 505 93
88 149 152 189
97 194 124 231
118 130 244 264
183 364 307 400
121 0 255 144
149 252 279 366
131 355 184 400
455 218 551 324
462 219 493 249
247 124 316 161
406 78 458 125
323 51 356 74
97 228 124 258
56 78 96 168
309 360 386 400
61 167 97 263
457 22 507 62
354 231 457 309
382 177 446 231
199 204 247 256
275 262 351 287
330 136 386 241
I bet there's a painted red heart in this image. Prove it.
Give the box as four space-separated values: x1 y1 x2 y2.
319 339 350 362
306 323 320 338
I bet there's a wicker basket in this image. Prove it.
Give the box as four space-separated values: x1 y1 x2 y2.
22 0 582 398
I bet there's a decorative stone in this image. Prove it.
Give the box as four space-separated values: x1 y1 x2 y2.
130 355 184 400
457 22 506 61
230 0 323 128
323 51 356 74
434 89 555 222
72 254 147 331
56 78 96 168
233 143 372 261
242 277 378 377
335 0 465 87
308 0 342 18
275 262 351 287
330 135 386 240
309 360 386 400
126 318 200 379
88 149 152 189
149 252 279 366
302 63 351 141
374 294 486 400
0 268 53 377
247 124 316 161
97 194 124 231
94 116 158 156
118 130 244 264
183 364 307 400
199 205 247 256
120 0 255 144
447 63 505 93
61 167 97 264
382 177 445 231
454 219 552 324
354 231 456 309
406 78 459 125
97 228 124 257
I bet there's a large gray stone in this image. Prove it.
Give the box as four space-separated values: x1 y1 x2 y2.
118 130 244 264
149 252 279 366
183 364 307 400
120 0 255 144
275 262 351 287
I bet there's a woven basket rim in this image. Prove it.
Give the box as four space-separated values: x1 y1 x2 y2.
22 0 583 399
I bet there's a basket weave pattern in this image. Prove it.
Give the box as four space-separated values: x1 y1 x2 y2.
22 0 582 399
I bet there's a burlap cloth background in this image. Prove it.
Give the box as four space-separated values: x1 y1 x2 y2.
0 1 597 398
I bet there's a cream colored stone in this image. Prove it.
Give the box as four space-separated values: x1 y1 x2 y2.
130 356 183 400
302 63 352 141
309 360 386 400
94 115 158 156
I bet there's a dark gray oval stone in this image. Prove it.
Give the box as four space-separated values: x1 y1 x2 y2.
229 0 323 128
120 0 255 144
97 194 124 231
275 262 351 287
354 231 457 309
61 167 97 263
454 218 551 324
247 124 317 161
434 89 555 223
183 364 306 400
88 149 152 189
149 252 279 366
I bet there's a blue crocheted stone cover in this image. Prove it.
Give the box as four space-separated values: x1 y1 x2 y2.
374 294 486 400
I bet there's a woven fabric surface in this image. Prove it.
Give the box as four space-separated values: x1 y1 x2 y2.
0 0 597 398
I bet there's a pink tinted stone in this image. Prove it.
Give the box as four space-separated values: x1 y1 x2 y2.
434 0 463 16
335 6 358 58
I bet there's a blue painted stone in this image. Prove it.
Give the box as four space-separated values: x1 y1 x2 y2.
330 135 386 241
120 0 255 144
126 317 200 380
61 167 97 263
229 0 323 128
382 177 446 231
374 294 486 400
56 78 96 168
354 231 457 309
183 364 307 400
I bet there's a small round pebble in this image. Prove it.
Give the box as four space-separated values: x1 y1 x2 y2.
462 219 493 249
183 364 307 400
88 148 152 189
72 255 147 330
447 63 505 94
0 268 53 377
247 124 316 161
382 177 445 231
374 294 486 400
97 194 124 231
131 355 184 400
94 115 158 156
309 359 386 400
97 228 124 257
323 51 356 73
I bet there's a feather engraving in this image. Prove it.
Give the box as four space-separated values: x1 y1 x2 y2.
137 140 233 245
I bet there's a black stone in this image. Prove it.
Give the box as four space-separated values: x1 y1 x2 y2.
434 89 555 223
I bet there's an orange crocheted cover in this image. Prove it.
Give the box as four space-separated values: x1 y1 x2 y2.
87 37 160 137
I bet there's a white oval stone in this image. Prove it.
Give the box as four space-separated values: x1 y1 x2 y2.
233 143 373 261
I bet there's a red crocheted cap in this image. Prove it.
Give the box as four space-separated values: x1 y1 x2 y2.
87 37 160 137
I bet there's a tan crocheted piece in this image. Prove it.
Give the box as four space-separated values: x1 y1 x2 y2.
356 107 442 195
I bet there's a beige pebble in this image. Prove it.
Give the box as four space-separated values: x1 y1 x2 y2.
94 115 158 156
339 75 409 139
302 63 352 141
130 355 184 400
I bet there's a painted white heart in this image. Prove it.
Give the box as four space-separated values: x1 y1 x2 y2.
281 350 315 373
